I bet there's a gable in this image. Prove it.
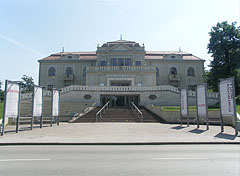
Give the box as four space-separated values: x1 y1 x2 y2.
106 44 136 53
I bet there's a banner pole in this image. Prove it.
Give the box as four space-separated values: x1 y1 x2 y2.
196 85 199 128
205 83 209 130
218 81 224 133
180 89 183 126
231 78 238 136
40 87 44 128
31 85 35 130
16 82 21 133
186 89 189 127
1 80 8 136
57 90 60 126
50 89 53 127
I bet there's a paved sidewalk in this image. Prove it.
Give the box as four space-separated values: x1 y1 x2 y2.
0 123 239 144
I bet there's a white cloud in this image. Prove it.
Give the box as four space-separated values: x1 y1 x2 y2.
0 34 45 57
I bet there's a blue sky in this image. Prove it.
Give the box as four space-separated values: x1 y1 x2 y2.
0 0 239 86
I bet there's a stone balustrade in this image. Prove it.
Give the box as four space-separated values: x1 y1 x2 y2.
21 85 219 100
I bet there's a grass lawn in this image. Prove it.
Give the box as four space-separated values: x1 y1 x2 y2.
157 106 219 112
158 104 240 114
0 102 3 119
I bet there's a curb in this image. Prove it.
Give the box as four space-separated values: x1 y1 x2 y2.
0 142 240 145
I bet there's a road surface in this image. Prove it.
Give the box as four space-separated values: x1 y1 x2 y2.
0 145 239 176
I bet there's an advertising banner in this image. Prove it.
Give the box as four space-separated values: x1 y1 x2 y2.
5 82 20 118
197 84 207 116
220 78 235 117
52 89 60 117
180 89 188 117
33 86 43 117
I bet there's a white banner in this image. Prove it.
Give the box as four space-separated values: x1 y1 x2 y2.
52 90 60 117
181 89 188 117
197 85 207 116
5 82 20 118
33 86 43 117
220 78 235 117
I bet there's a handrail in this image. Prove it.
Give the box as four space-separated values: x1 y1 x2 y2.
96 101 109 122
130 101 143 122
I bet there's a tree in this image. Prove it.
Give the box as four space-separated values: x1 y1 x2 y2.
0 80 4 102
20 75 34 93
207 21 240 94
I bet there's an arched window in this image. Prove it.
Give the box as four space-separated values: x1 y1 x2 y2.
66 67 73 76
187 67 195 76
83 67 86 77
170 67 177 75
48 67 55 76
156 67 160 77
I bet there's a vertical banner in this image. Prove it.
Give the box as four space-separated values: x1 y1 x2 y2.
51 89 60 126
180 89 189 126
1 80 21 136
196 84 208 129
31 86 44 129
219 77 238 135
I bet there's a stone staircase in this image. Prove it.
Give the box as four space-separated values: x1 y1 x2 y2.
73 107 166 123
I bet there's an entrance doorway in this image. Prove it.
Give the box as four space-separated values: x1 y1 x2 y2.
100 95 139 107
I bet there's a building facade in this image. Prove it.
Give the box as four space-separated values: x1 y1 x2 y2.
38 39 207 107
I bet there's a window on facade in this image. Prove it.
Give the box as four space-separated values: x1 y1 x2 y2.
171 55 176 58
170 67 177 75
83 67 86 77
118 58 124 66
47 85 54 90
188 85 196 91
111 58 117 66
100 61 107 66
135 61 141 66
156 67 160 77
65 67 73 76
68 55 72 59
48 67 56 76
125 58 132 66
187 67 195 76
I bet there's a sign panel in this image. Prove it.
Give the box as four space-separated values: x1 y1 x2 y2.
33 86 43 117
52 90 60 117
197 84 207 116
181 89 188 117
220 78 235 117
5 82 20 118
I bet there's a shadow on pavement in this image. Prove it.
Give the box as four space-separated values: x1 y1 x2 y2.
189 128 206 134
214 132 237 140
4 125 51 135
171 126 185 130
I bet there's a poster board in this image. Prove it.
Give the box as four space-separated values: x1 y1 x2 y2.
197 84 207 117
32 86 43 117
180 89 188 117
52 89 60 117
5 81 20 118
219 78 235 117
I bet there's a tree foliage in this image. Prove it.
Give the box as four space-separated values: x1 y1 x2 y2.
207 21 240 94
0 80 4 102
20 75 34 93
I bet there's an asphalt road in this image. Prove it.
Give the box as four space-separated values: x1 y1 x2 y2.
0 145 239 176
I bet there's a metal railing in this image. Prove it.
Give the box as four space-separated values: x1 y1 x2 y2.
130 101 143 122
96 101 109 122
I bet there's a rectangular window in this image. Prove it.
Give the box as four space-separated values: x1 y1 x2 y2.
100 61 107 66
135 61 141 66
111 58 117 66
125 58 132 66
47 85 54 90
118 58 124 66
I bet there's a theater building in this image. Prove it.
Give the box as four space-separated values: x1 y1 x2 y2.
38 39 217 107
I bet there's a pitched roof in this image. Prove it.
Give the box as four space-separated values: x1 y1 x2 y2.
40 51 203 61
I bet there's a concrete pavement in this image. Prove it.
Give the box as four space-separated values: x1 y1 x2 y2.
0 123 239 144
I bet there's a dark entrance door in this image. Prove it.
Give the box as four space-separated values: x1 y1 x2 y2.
100 95 140 107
